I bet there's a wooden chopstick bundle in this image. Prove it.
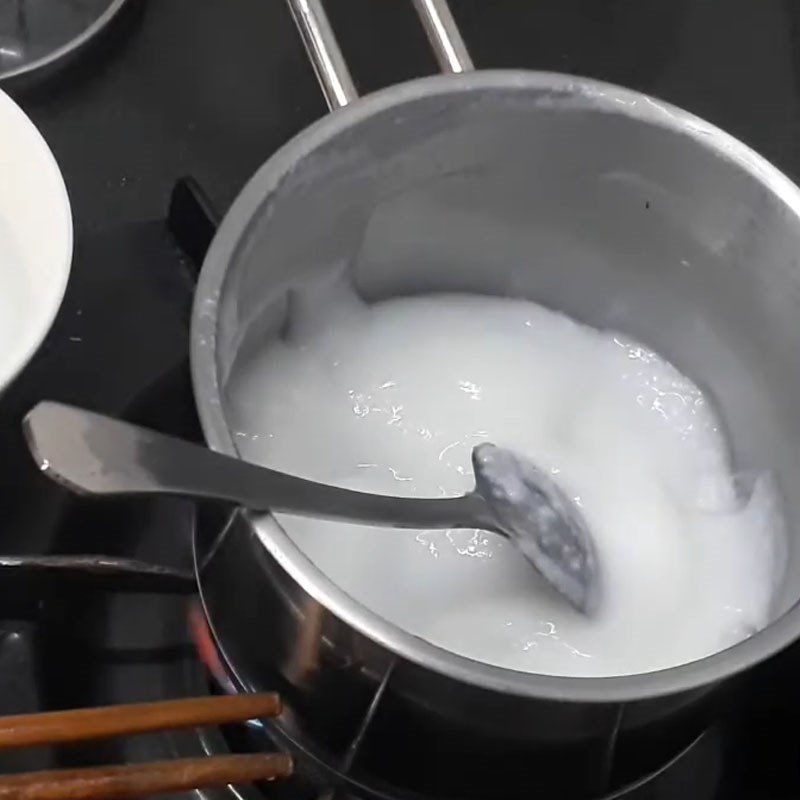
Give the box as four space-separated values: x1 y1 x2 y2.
0 693 290 800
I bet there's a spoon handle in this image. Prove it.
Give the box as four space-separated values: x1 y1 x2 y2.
23 402 492 533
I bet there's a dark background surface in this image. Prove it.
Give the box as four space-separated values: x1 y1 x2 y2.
1 0 800 560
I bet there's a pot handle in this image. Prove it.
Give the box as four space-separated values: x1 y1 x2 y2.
285 0 473 110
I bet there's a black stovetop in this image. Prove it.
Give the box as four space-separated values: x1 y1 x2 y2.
2 2 800 798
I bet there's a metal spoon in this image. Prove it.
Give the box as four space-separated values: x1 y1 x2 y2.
23 401 600 615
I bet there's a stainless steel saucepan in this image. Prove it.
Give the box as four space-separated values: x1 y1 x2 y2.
99 1 800 796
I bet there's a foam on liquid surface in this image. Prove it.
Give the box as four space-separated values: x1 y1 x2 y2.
227 287 782 677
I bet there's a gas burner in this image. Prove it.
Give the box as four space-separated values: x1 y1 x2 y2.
0 0 132 86
191 594 724 800
190 591 726 800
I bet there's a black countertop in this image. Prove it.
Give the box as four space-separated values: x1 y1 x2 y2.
12 0 800 233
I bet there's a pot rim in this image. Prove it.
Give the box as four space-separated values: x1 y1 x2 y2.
191 69 800 703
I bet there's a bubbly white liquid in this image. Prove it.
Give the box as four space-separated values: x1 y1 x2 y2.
227 285 783 677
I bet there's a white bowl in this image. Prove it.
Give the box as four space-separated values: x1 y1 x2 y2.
0 89 72 391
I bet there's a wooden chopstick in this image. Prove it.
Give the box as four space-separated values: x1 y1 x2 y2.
0 753 293 800
0 694 281 750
